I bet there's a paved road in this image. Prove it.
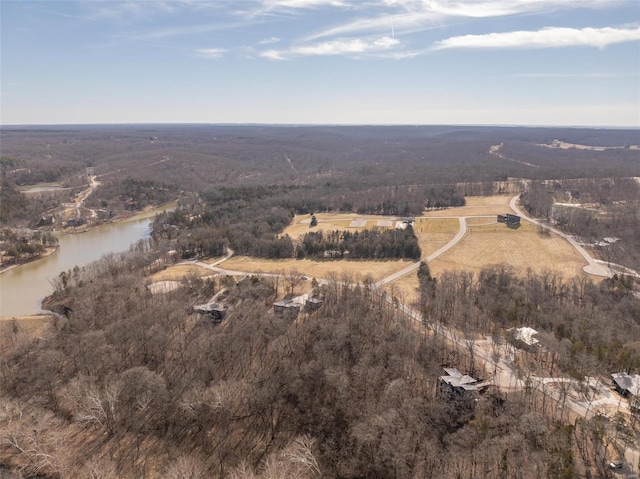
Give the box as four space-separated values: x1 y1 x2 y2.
509 194 611 277
176 220 639 472
375 217 467 287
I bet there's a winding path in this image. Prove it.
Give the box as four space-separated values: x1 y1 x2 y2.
509 194 611 277
173 209 638 472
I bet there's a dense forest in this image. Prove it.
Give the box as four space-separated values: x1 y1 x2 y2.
297 228 421 260
3 247 635 478
1 125 639 477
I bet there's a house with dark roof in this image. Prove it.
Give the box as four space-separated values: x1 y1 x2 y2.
612 373 640 412
612 372 640 397
439 368 479 398
273 299 302 318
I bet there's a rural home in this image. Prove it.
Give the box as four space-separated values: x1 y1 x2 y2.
439 368 479 398
509 327 540 347
193 302 227 323
497 213 521 225
612 372 640 397
273 299 302 318
612 373 640 412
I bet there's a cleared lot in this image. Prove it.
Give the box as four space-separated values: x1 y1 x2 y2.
221 256 410 283
429 220 586 278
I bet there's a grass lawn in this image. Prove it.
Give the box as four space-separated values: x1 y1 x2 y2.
222 256 411 283
428 219 587 279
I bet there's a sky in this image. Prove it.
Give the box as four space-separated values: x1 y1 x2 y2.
1 0 639 126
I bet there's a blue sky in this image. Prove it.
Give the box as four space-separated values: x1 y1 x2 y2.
1 0 639 126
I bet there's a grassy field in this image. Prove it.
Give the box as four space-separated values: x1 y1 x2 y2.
222 256 410 283
423 195 513 217
282 212 405 240
149 263 214 282
429 220 587 278
148 197 591 301
413 218 458 258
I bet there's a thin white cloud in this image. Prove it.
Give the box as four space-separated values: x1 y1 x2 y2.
433 26 640 50
261 0 347 9
83 1 179 20
195 48 227 58
260 49 288 60
306 0 621 40
260 35 400 59
306 11 434 41
258 36 281 44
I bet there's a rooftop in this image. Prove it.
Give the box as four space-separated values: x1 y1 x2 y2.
612 372 640 396
441 368 478 391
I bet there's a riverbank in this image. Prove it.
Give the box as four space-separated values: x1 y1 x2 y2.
0 203 160 271
60 200 179 234
0 246 59 274
0 201 177 318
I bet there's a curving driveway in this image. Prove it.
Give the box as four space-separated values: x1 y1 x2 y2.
509 195 611 277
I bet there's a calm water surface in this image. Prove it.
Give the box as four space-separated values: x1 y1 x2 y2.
0 211 164 317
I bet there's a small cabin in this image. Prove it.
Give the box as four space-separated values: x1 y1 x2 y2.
194 302 227 324
439 368 479 399
497 213 521 225
273 299 302 318
612 372 640 398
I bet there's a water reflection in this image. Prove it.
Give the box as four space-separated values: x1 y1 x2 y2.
1 216 154 317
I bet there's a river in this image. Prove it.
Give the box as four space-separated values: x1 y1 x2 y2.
0 208 170 317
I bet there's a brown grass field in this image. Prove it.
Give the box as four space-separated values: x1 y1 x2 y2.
384 218 589 301
147 196 593 303
429 220 586 278
423 195 514 217
222 256 410 283
282 212 404 240
149 255 226 282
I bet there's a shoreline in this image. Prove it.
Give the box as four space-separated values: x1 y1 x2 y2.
0 201 177 321
0 246 59 274
0 201 177 274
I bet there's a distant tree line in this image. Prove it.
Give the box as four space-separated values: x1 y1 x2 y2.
425 184 466 208
152 185 429 261
86 178 178 212
296 228 421 260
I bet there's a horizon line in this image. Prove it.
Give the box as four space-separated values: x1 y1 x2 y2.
2 122 639 130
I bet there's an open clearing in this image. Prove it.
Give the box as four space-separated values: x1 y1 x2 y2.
222 256 410 283
282 212 404 239
150 263 214 282
428 220 587 278
413 218 458 257
149 196 592 300
423 195 513 217
538 141 639 151
386 219 589 300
